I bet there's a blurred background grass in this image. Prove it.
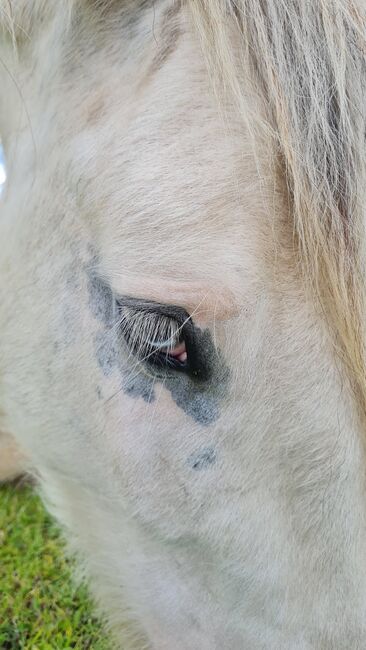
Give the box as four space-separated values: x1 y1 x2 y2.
0 482 111 649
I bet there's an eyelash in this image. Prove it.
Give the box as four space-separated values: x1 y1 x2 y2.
119 305 189 373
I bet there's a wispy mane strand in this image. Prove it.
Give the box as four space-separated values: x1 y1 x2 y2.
189 0 366 422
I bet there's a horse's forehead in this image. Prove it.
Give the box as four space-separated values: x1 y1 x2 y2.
58 11 271 301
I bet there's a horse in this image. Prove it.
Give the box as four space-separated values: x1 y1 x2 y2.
1 1 366 647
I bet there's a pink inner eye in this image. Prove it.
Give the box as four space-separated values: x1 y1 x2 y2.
165 341 187 363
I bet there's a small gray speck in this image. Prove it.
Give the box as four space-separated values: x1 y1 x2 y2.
188 447 217 471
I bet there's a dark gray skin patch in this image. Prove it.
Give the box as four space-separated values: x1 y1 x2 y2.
95 329 119 377
96 386 102 400
87 273 229 422
153 326 229 426
88 272 117 328
168 383 219 425
188 447 217 471
122 374 156 404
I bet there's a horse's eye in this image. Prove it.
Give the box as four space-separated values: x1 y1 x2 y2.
117 299 208 380
118 301 190 374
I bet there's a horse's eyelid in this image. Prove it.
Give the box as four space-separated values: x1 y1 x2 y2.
117 298 192 323
121 311 185 347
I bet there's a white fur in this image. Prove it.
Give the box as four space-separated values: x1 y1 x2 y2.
1 2 366 648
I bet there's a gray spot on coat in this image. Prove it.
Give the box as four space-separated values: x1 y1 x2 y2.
188 447 217 470
167 377 220 425
160 327 229 426
123 374 156 403
88 272 117 327
95 329 119 376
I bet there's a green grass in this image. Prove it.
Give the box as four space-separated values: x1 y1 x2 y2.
0 483 112 650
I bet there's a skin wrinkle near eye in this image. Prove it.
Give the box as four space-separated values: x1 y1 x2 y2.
87 270 230 424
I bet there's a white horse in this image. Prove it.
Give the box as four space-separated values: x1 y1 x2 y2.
1 1 366 648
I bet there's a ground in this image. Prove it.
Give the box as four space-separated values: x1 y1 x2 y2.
0 482 112 650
